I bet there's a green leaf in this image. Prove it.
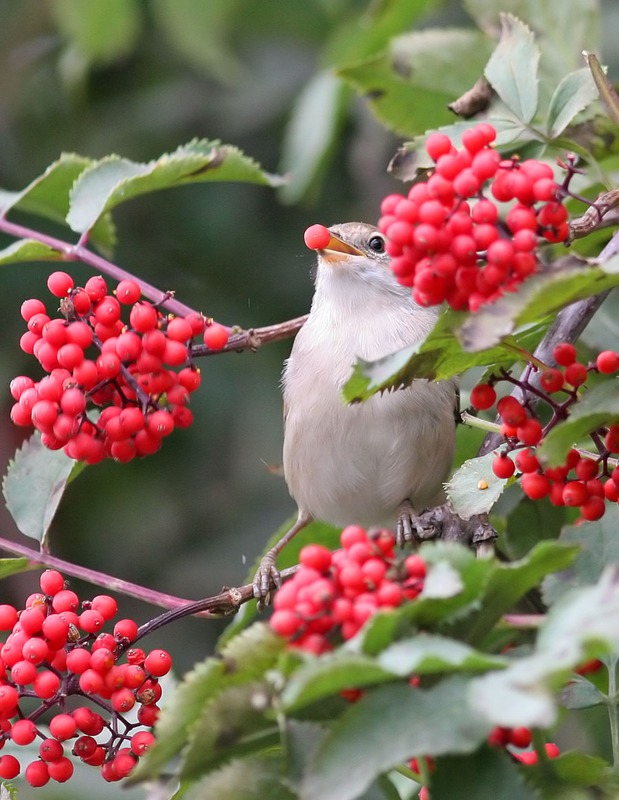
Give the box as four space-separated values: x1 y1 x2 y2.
66 139 283 234
50 0 141 65
278 71 347 204
559 675 605 709
542 505 619 605
538 380 619 467
152 0 243 84
342 307 545 401
484 14 540 123
377 633 506 676
546 68 599 137
0 240 64 266
457 263 619 353
463 540 578 647
180 754 295 800
447 449 517 520
470 566 619 729
0 559 33 580
300 677 490 800
281 653 394 713
338 29 492 137
2 433 77 544
180 682 279 779
135 623 284 780
432 747 532 800
0 154 115 252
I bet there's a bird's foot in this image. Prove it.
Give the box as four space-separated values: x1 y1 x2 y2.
252 550 282 609
396 501 447 548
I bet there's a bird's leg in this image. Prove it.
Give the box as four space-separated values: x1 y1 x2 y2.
396 500 417 548
395 500 436 548
253 511 312 607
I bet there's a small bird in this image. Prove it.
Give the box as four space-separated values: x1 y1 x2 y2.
253 222 458 601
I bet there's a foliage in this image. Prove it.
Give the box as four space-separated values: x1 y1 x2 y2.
1 0 619 799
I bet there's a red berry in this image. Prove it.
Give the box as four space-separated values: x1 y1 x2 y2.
25 760 50 787
11 718 38 745
203 322 229 351
493 453 515 479
0 754 20 779
144 648 172 677
47 271 74 297
425 133 452 161
115 279 141 304
540 368 564 393
564 362 588 387
596 350 619 374
580 496 606 521
470 384 496 410
304 224 331 250
553 342 577 366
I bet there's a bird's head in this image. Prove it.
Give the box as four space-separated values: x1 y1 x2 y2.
304 222 409 308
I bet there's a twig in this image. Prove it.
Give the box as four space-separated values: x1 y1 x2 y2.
191 314 307 357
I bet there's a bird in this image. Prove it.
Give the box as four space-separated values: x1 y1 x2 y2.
253 222 458 602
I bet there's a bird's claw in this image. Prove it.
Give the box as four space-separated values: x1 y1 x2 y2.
252 552 282 609
396 501 437 548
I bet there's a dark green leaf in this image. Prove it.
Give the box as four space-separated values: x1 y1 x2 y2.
432 747 532 800
470 566 619 729
278 71 348 204
447 449 517 520
0 240 64 266
484 14 540 123
2 433 77 544
0 154 115 252
152 0 243 84
281 653 394 713
549 751 615 788
463 540 578 647
135 623 284 780
300 677 490 800
180 754 295 800
324 0 441 68
542 505 619 605
50 0 141 65
457 263 619 353
67 139 283 234
180 682 279 779
338 28 492 138
538 380 619 467
546 68 599 137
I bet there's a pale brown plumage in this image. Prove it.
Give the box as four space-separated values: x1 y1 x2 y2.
253 222 457 601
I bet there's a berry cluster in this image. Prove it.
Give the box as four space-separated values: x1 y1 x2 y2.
0 570 170 785
470 343 619 522
378 124 569 311
269 526 426 653
488 726 560 765
10 272 229 463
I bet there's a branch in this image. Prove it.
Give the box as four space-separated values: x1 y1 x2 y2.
0 534 299 625
191 314 307 357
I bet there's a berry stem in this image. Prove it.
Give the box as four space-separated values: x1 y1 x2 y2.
460 411 502 434
190 315 308 358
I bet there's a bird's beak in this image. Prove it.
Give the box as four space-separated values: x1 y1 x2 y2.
320 231 364 262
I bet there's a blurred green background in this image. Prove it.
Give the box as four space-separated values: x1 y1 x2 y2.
0 1 617 796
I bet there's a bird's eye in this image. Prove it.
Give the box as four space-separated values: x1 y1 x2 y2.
368 235 385 253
